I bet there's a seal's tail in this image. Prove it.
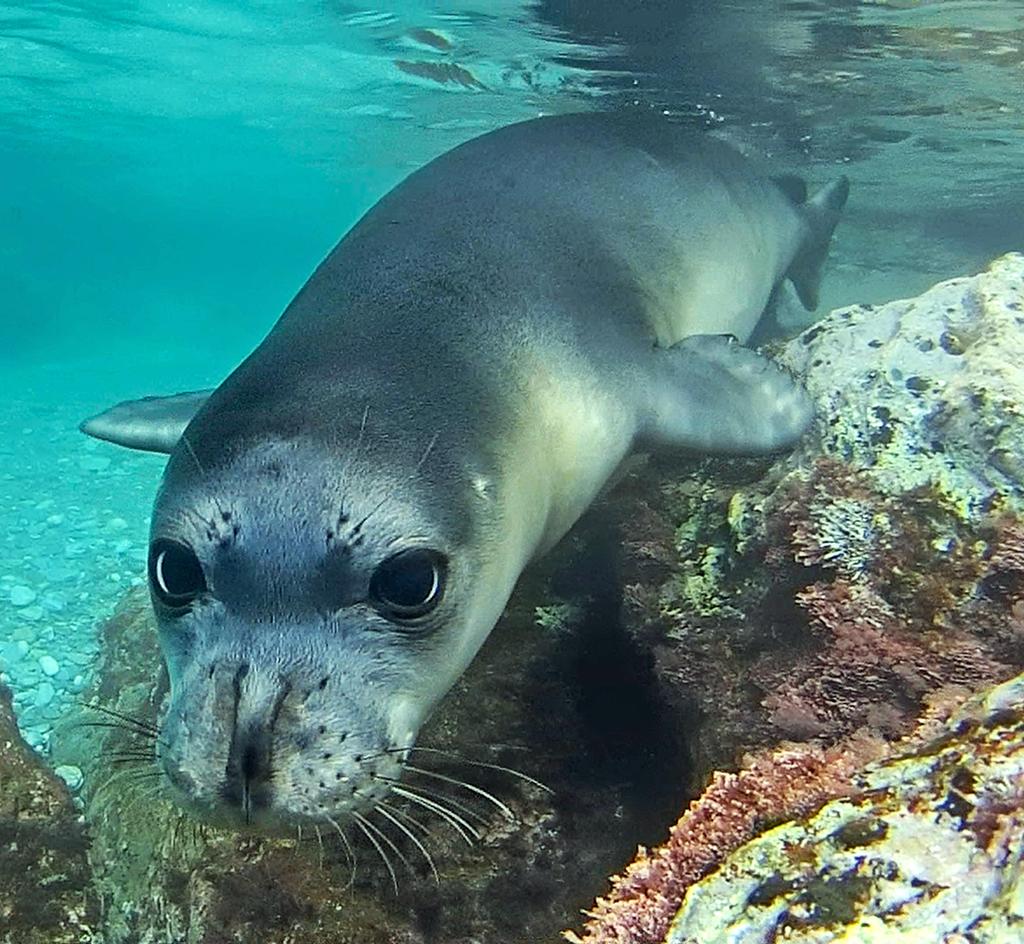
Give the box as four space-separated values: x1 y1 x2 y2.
787 175 850 311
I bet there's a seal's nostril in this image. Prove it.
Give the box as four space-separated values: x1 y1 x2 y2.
222 722 275 815
230 724 272 784
241 738 263 783
221 666 286 815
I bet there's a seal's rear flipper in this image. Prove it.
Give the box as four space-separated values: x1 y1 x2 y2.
787 175 850 310
639 335 813 455
79 390 213 453
747 280 789 347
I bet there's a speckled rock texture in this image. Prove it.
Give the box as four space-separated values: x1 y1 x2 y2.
665 671 1024 943
781 252 1024 517
0 683 97 943
611 257 1024 771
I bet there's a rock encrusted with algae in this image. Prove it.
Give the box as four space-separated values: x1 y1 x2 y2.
564 739 884 944
607 257 1024 777
781 252 1024 517
610 450 1018 776
728 253 1024 624
567 256 1024 944
0 683 97 943
665 672 1024 943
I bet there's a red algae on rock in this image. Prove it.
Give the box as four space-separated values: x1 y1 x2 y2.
564 740 882 944
662 672 1024 942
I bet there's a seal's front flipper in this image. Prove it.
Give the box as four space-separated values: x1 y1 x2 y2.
638 335 813 455
79 390 213 453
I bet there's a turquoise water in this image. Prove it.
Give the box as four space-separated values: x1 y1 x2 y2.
0 1 1023 933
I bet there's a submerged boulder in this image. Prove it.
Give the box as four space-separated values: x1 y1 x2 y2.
566 256 1024 943
665 671 1024 942
622 255 1024 768
782 252 1024 516
566 666 1024 943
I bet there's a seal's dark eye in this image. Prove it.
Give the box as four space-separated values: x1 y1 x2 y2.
148 539 206 610
369 548 446 623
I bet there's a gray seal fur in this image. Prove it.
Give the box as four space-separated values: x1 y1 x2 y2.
81 113 848 832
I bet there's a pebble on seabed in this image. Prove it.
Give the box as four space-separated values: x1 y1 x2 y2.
34 682 55 707
1 408 159 753
54 764 84 791
10 585 37 607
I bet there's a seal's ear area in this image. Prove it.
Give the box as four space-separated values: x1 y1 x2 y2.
79 390 214 453
639 335 813 456
787 175 851 311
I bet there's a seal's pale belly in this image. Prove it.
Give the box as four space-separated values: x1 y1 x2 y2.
80 112 848 831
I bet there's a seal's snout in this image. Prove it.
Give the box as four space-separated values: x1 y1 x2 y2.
222 720 276 819
159 659 277 823
215 661 290 820
159 647 404 832
220 662 288 820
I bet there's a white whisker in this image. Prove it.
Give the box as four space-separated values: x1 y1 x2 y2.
375 802 439 884
387 783 479 845
404 765 515 820
349 810 399 894
403 746 553 793
323 815 358 889
358 808 416 880
378 774 490 826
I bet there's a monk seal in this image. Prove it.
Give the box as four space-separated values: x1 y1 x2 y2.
81 112 848 834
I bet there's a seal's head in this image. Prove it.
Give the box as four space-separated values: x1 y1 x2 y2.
148 429 508 834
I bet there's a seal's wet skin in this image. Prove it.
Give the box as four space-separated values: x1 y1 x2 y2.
81 112 848 833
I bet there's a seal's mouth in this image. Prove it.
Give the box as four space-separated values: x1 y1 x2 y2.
89 692 540 893
156 733 406 836
149 653 413 835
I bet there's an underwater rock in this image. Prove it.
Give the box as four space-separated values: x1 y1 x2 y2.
567 671 1024 943
750 459 1016 738
663 670 1024 942
563 738 885 944
0 682 97 943
53 763 83 792
9 585 37 607
564 257 1024 942
33 680 55 708
604 257 1024 778
781 252 1024 517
